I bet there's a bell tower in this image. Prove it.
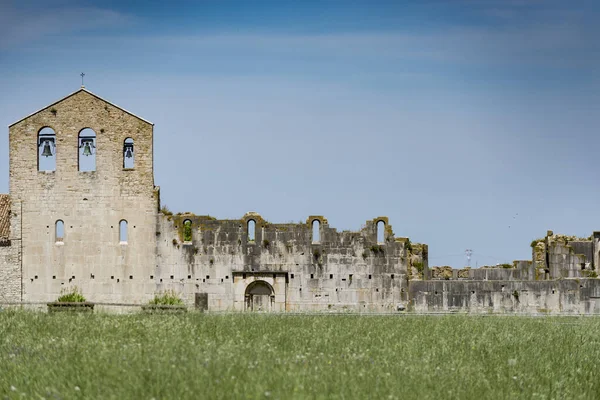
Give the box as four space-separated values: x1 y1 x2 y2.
8 88 159 303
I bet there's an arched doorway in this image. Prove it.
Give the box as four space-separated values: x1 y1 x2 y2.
245 280 274 312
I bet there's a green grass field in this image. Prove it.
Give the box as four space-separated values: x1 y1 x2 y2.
1 311 599 399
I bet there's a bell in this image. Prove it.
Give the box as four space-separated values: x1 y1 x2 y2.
41 141 53 157
82 142 92 156
125 147 133 158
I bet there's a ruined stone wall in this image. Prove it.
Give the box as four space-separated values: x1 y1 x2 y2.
409 279 600 314
547 237 591 279
155 213 413 311
408 230 600 314
9 90 158 303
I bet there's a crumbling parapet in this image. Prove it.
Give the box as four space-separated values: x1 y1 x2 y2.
431 266 453 280
404 240 427 280
536 230 595 279
531 235 548 280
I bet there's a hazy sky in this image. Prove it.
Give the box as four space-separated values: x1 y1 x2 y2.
0 0 598 268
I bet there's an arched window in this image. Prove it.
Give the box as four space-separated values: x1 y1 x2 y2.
183 219 192 242
247 220 256 242
123 138 134 169
38 127 56 171
312 220 320 243
78 128 96 171
119 220 128 243
55 220 64 242
376 220 385 244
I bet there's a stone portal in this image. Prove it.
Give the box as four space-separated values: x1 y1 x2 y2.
245 280 274 312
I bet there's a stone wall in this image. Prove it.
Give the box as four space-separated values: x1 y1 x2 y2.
409 279 600 314
155 213 413 311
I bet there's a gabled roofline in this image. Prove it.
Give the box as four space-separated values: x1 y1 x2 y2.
8 87 154 128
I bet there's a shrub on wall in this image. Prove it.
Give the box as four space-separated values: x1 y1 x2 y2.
57 287 86 303
148 290 184 305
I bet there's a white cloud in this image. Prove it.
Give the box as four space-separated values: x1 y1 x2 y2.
0 3 132 50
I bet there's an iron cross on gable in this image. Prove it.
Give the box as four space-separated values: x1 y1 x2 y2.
80 72 85 88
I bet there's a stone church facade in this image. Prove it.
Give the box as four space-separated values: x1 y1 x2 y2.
2 87 600 313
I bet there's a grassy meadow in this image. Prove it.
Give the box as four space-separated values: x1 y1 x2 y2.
1 311 599 399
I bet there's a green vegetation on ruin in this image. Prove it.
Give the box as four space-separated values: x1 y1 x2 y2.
56 287 86 303
148 290 184 306
1 312 600 399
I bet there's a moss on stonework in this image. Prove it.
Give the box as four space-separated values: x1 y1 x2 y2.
432 266 452 280
530 238 545 248
370 245 384 255
582 270 598 278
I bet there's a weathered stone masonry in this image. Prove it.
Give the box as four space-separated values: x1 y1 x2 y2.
2 87 600 313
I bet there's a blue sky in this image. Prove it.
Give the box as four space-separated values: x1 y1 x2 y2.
0 0 598 267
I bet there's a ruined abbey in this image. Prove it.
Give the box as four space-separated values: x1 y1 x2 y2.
2 87 600 313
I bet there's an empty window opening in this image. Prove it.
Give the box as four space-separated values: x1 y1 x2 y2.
391 274 395 280
170 275 174 279
310 274 314 279
291 274 294 279
38 127 56 171
52 276 56 279
376 220 385 244
247 220 256 242
129 275 133 280
312 220 321 243
273 274 276 279
368 274 372 279
183 219 192 242
119 220 128 243
123 138 134 168
78 128 97 171
206 275 210 279
188 275 191 279
55 220 64 242
150 275 154 279
329 274 333 279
